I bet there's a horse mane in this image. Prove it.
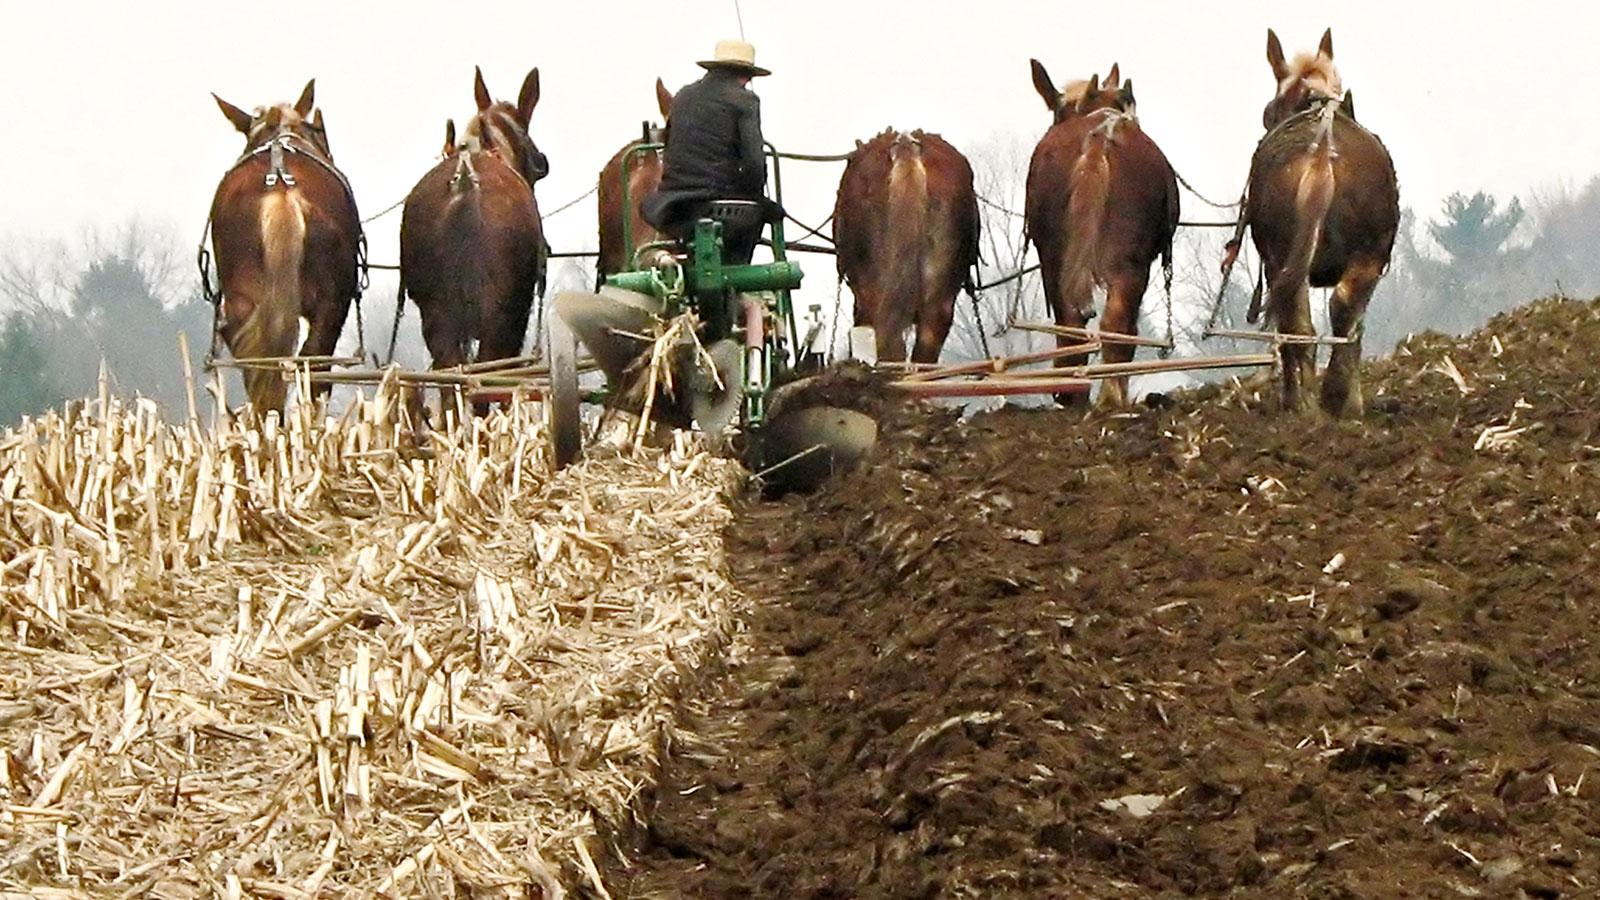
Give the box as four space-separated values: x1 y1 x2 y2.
1058 80 1093 108
1059 77 1135 120
1279 52 1342 103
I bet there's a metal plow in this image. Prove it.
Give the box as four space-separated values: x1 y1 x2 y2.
547 284 878 493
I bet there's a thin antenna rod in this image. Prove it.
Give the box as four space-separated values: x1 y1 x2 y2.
734 0 746 39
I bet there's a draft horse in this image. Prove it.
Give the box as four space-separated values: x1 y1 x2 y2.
1025 61 1178 407
597 79 674 285
833 128 980 363
208 80 363 414
398 66 548 408
1235 29 1399 416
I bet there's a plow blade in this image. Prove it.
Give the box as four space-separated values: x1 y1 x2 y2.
545 306 583 468
551 287 663 388
690 339 745 445
751 405 879 494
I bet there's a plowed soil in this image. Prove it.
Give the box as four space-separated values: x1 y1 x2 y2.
606 296 1600 899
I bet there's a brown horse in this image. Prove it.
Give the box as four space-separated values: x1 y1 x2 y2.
1237 29 1399 416
208 80 362 414
1025 61 1179 407
833 129 980 364
399 67 548 391
597 79 674 284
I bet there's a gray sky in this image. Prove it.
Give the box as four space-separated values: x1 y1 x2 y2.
5 1 1595 282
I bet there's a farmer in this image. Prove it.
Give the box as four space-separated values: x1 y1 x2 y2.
642 38 775 266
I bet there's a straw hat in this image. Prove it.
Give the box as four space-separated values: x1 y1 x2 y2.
698 39 772 77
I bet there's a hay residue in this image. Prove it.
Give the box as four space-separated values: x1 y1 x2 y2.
0 376 745 898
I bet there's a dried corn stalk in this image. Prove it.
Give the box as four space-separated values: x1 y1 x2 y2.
0 379 745 898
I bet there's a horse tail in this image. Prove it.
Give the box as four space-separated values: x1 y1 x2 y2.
442 157 487 362
880 134 928 362
1063 129 1112 322
239 191 306 411
1274 120 1338 324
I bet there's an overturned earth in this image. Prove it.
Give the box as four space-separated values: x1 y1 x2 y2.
605 295 1600 899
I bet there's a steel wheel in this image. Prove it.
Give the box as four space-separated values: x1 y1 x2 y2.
545 308 582 468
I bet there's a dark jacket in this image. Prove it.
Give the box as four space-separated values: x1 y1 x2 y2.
642 68 767 233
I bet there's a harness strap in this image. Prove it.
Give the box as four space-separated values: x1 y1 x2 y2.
266 139 295 187
194 215 226 371
962 275 993 360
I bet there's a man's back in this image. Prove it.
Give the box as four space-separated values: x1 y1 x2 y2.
658 67 766 201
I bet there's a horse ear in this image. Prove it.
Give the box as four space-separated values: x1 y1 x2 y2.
516 68 541 126
1266 29 1288 80
656 77 673 121
1076 74 1100 113
474 66 492 112
1341 90 1357 121
1104 62 1120 90
312 108 331 154
1121 79 1136 110
1319 28 1334 60
214 94 254 134
443 119 456 155
295 79 316 117
1030 59 1060 112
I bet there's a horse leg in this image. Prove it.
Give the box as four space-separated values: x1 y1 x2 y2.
237 352 289 421
910 284 954 366
221 295 295 418
1320 261 1383 418
298 295 353 407
416 302 468 427
1046 266 1093 408
1094 269 1148 409
474 287 536 416
854 286 908 364
1270 272 1317 414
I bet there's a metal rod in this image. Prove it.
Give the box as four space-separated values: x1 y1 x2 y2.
915 353 1274 380
449 354 545 374
773 150 855 162
211 355 365 370
304 370 551 388
1205 327 1355 345
1010 321 1174 349
892 377 1091 397
777 240 837 256
899 341 1103 382
1039 353 1276 377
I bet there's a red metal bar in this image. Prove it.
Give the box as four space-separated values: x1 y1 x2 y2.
1010 321 1175 349
892 377 1091 398
900 340 1102 382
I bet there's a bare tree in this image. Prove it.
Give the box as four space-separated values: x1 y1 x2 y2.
945 134 1046 364
0 235 75 314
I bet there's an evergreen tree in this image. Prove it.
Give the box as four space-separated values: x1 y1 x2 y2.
0 312 61 425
